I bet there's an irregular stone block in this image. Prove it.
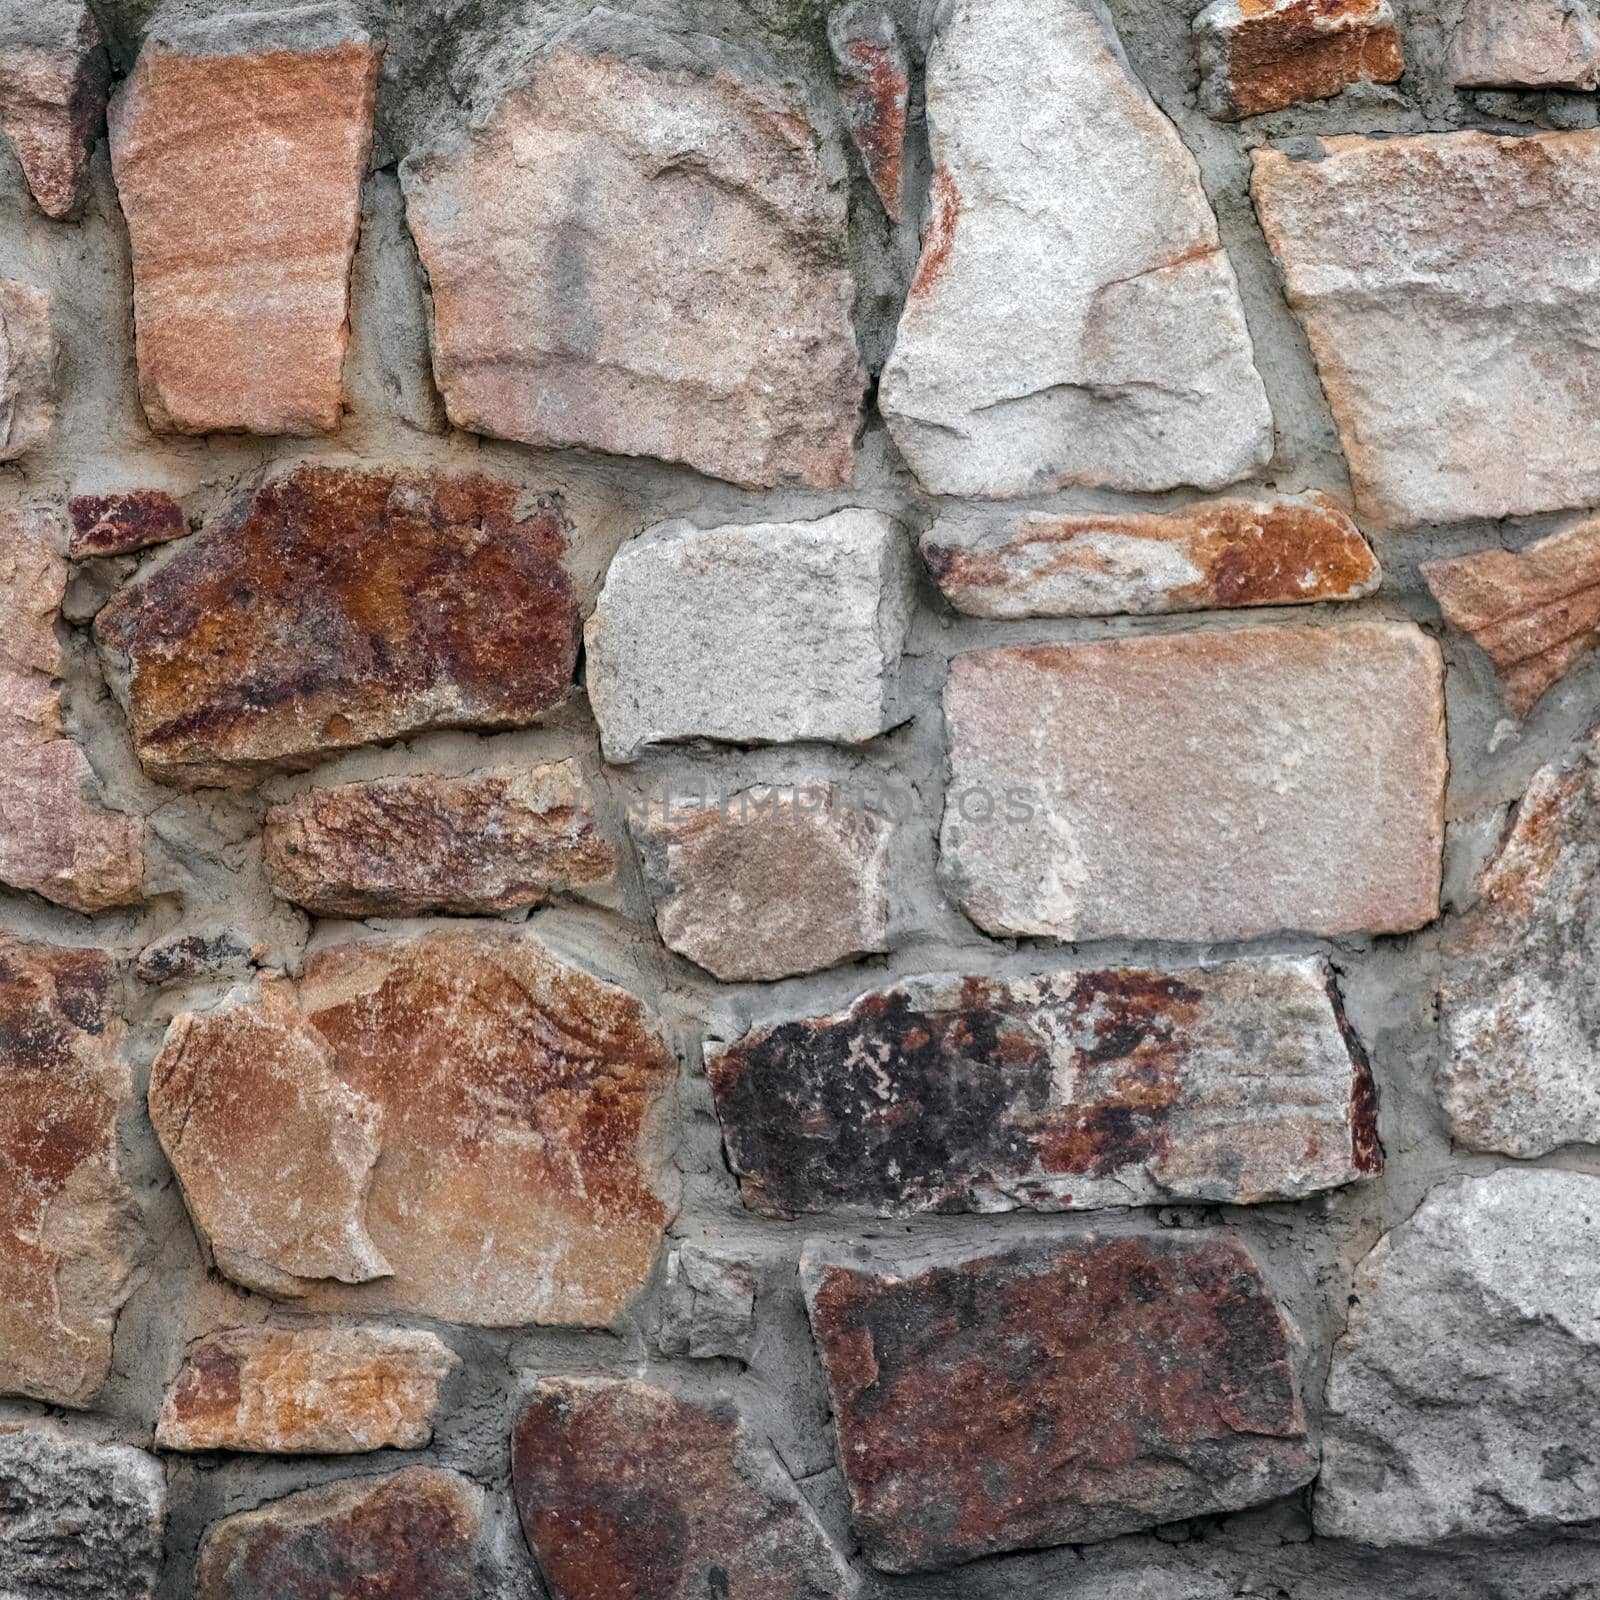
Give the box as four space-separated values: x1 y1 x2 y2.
0 937 136 1406
1252 131 1600 530
0 276 55 459
95 467 579 787
148 929 678 1326
135 929 259 988
710 958 1379 1218
513 1378 859 1599
68 490 186 559
0 1426 164 1599
922 493 1379 619
1448 0 1600 88
879 0 1271 498
828 1 909 218
657 1245 758 1361
631 785 889 981
0 0 109 218
1317 1169 1600 1544
941 622 1445 943
1195 0 1403 120
804 1233 1314 1571
107 9 378 435
1422 519 1600 717
1439 728 1600 1157
587 511 910 763
265 762 615 918
400 31 863 488
1 506 143 912
195 1468 480 1598
157 1325 458 1454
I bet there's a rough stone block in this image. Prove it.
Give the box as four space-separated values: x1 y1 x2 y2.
0 277 55 460
828 1 909 218
0 0 108 218
657 1245 758 1361
68 491 186 559
1448 0 1600 88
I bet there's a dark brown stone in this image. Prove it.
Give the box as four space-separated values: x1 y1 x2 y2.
803 1233 1315 1571
94 467 579 787
68 491 187 559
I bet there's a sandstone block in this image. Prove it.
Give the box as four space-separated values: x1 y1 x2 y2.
400 30 863 487
710 958 1378 1218
513 1378 859 1599
1252 131 1600 529
828 2 909 218
68 490 186 559
95 467 578 787
0 0 108 218
941 622 1445 943
588 511 909 762
158 1325 458 1454
1195 0 1403 121
0 1426 164 1599
1448 0 1600 89
879 0 1271 498
195 1468 480 1599
632 785 889 981
657 1245 758 1361
0 276 55 459
804 1233 1314 1571
108 10 378 435
1317 1169 1600 1544
922 493 1379 619
149 929 678 1326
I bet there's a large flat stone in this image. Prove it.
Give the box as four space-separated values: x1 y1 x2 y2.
95 467 579 787
1252 131 1600 530
587 511 910 762
709 958 1379 1217
148 929 678 1325
1448 0 1600 88
1317 1169 1600 1544
879 0 1271 497
0 0 108 218
513 1378 859 1599
0 276 55 460
804 1233 1314 1571
400 30 863 488
941 622 1445 943
108 9 378 434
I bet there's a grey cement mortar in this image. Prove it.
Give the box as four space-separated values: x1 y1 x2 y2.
4 0 1600 1593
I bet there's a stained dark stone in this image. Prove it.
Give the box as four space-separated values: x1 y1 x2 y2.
68 491 187 558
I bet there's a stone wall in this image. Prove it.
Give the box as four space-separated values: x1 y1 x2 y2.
3 0 1600 1594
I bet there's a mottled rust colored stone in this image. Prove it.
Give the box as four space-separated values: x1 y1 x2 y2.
194 1468 481 1599
513 1378 859 1600
135 929 258 988
829 3 909 219
95 467 579 787
804 1234 1314 1571
68 491 187 559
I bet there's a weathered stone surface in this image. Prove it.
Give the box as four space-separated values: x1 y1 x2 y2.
1195 0 1403 120
710 958 1378 1218
135 929 258 988
195 1468 480 1599
68 491 186 559
513 1378 859 1599
941 623 1445 943
804 1233 1314 1571
922 493 1379 619
158 1325 458 1454
878 0 1271 498
1448 0 1600 88
657 1245 757 1361
587 511 910 762
1439 728 1600 1157
632 785 889 981
265 762 614 918
148 929 678 1325
0 1426 164 1600
828 2 909 219
1252 131 1600 530
0 937 135 1407
400 33 863 488
1422 520 1600 717
107 11 378 435
1 506 143 912
0 276 55 460
95 467 578 787
0 0 108 218
1317 1169 1600 1544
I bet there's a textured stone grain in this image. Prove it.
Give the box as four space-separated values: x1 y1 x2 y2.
0 0 108 218
828 1 908 219
0 276 54 461
68 491 186 559
1448 0 1600 88
657 1244 757 1361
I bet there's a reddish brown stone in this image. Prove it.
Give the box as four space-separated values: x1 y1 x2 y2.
264 762 615 917
0 936 137 1407
804 1233 1314 1571
828 3 909 219
513 1378 859 1600
195 1468 481 1599
94 467 579 787
68 490 187 559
